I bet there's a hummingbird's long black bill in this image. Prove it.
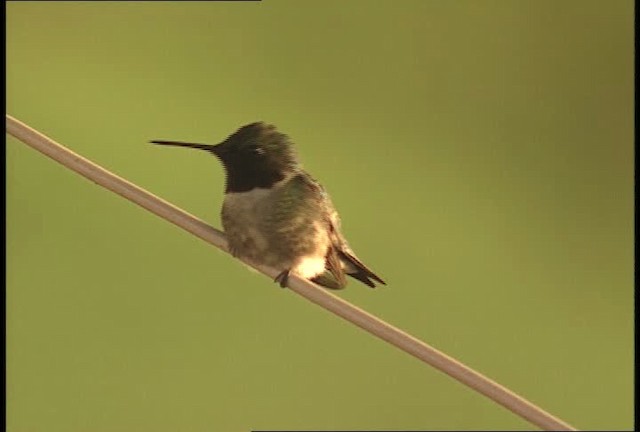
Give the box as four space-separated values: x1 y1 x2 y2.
150 140 218 152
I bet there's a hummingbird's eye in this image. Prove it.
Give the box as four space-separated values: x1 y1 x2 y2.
252 146 266 156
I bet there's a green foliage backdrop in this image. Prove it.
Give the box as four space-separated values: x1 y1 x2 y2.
7 1 633 430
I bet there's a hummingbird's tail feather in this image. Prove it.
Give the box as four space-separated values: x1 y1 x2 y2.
339 250 386 288
311 246 348 289
347 272 376 288
311 272 346 290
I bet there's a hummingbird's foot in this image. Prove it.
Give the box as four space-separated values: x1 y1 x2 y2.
227 244 239 257
274 270 290 288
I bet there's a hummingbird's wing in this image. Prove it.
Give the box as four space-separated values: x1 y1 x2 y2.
291 173 385 288
279 173 347 289
311 246 347 290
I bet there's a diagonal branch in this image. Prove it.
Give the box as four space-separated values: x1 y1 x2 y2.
5 114 577 431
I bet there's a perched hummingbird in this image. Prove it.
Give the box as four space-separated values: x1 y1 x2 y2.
151 122 385 289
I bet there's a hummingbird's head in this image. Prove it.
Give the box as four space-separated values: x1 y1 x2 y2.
216 122 299 174
151 122 300 193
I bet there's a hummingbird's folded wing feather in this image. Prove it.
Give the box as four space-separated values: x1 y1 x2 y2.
281 173 347 288
288 173 386 288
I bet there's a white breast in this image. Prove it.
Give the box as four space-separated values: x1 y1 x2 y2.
292 222 331 279
222 175 331 278
224 187 273 215
222 188 273 252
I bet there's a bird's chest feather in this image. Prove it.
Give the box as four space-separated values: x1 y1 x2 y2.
221 188 275 256
221 184 331 271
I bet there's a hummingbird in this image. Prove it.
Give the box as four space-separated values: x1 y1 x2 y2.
150 122 385 289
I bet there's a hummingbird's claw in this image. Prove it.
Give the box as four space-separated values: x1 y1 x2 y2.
274 270 290 288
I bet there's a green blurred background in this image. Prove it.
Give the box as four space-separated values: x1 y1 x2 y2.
6 1 633 430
